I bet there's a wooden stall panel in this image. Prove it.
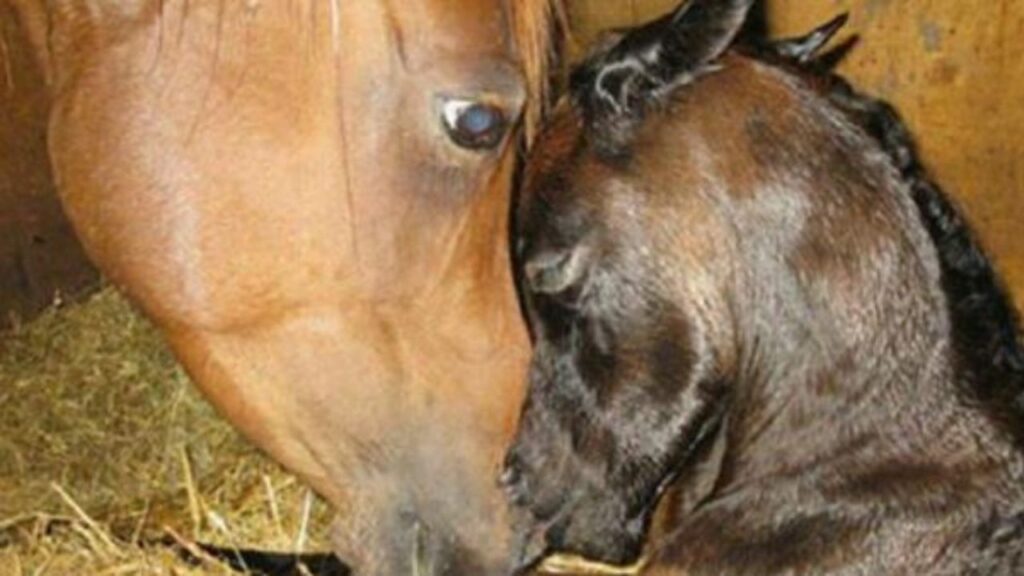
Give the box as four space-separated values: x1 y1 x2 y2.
0 1 97 328
768 0 1024 312
571 0 1024 311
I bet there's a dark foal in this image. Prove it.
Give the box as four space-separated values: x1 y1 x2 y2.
503 0 1024 574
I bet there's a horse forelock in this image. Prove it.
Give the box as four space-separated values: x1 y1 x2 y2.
509 0 567 144
18 0 565 142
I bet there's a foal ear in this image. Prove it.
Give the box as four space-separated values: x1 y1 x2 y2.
655 0 758 79
770 13 849 63
579 0 755 117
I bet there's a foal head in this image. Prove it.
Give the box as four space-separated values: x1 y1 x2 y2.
502 0 1020 569
505 1 761 566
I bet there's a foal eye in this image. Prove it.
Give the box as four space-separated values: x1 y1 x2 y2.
441 99 509 151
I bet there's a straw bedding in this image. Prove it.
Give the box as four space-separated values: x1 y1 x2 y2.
0 288 332 575
0 288 647 576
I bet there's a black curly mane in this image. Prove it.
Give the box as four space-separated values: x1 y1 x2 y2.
720 34 1024 435
802 60 1024 432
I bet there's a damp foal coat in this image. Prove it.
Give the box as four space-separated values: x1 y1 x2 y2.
504 1 1024 574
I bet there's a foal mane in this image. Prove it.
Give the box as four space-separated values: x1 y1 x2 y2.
752 44 1024 427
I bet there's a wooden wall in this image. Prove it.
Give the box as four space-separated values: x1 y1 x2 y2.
571 0 1024 311
0 1 96 328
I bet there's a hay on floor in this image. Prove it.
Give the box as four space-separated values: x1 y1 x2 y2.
0 288 332 575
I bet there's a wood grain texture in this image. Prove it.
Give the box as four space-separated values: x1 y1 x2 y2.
571 0 1024 311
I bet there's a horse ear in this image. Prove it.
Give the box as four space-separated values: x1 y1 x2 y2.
578 0 755 118
655 0 758 80
769 13 849 63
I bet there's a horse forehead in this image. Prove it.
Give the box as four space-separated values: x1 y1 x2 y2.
397 0 514 56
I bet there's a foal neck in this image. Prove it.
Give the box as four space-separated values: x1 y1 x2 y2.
717 97 1006 487
727 263 959 483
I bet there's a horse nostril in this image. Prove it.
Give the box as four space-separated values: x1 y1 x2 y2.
524 250 570 289
499 464 521 489
500 454 529 505
501 450 522 483
523 246 590 296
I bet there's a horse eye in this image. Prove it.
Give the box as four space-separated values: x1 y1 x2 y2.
441 99 509 151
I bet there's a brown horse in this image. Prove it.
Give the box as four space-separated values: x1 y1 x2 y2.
4 1 563 574
506 0 1024 573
